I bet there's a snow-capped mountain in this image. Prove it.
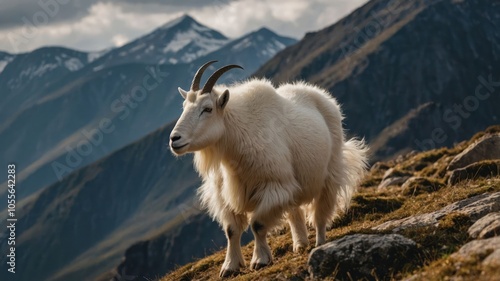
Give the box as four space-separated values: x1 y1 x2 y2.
92 15 229 69
0 47 91 124
193 27 296 80
0 47 89 90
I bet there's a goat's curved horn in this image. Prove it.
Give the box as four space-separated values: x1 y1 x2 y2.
191 60 217 91
202 64 243 94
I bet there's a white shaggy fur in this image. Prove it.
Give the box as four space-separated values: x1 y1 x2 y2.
170 78 368 277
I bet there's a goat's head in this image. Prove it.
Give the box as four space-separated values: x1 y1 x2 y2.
170 61 243 155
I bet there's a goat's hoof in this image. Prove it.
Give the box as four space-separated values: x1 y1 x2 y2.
219 269 241 278
250 262 271 270
315 239 326 248
293 244 307 253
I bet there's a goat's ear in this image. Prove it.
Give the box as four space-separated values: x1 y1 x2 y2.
217 89 230 110
178 87 188 99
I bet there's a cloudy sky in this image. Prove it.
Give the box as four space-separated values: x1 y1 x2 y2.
0 0 368 54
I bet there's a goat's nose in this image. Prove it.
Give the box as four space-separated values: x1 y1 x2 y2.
170 135 181 142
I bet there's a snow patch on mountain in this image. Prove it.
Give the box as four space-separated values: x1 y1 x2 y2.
229 30 291 57
88 48 112 63
0 61 8 73
64 58 85 71
0 56 15 74
129 43 147 53
260 38 287 56
191 22 212 33
20 64 59 79
54 55 85 72
163 30 197 53
160 24 229 62
232 38 252 51
93 64 105 72
271 38 286 51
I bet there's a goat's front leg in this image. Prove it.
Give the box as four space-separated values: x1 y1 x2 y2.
220 212 248 278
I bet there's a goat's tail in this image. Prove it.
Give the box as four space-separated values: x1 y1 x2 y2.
336 138 369 212
305 137 368 227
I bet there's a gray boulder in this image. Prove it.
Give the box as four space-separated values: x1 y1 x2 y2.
453 236 500 267
401 177 445 196
483 249 500 267
448 160 500 185
468 212 500 239
448 134 500 171
406 237 500 280
377 168 412 189
378 176 410 189
308 234 418 280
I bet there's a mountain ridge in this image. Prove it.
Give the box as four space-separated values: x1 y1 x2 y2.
255 0 500 161
89 15 230 68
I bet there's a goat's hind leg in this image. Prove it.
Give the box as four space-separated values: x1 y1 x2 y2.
312 176 339 247
287 207 309 252
220 212 248 277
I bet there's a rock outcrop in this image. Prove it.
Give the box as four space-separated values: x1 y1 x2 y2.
453 237 500 267
308 234 418 280
401 177 444 196
448 134 500 170
377 168 412 189
374 192 500 232
448 160 500 185
468 212 500 239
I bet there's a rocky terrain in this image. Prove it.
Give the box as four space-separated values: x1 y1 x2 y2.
160 125 500 280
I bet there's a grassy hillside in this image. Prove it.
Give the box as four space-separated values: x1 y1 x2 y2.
160 126 500 280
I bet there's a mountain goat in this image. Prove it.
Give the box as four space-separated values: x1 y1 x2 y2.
170 61 368 277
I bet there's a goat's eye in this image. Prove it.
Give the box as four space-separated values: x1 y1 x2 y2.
203 108 212 113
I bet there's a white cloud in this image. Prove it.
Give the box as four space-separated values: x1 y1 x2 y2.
190 0 368 38
0 2 179 52
112 34 128 47
0 0 369 53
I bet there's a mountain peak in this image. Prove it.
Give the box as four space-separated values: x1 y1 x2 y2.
160 14 198 30
92 14 229 66
255 27 276 35
248 27 296 43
